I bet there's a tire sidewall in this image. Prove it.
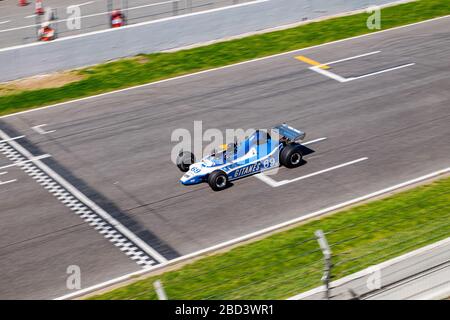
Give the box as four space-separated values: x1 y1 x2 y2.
280 144 303 168
176 151 195 172
208 170 228 191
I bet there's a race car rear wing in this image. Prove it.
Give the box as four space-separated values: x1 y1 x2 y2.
273 123 306 142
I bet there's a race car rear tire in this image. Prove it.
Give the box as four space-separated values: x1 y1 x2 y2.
176 151 195 172
280 144 303 168
208 170 229 191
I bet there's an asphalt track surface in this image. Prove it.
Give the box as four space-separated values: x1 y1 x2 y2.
0 0 256 47
0 17 449 299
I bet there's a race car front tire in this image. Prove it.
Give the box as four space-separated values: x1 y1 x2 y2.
176 151 195 172
280 144 303 168
208 170 229 191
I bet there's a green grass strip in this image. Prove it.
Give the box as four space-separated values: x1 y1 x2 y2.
91 175 450 300
1 0 450 116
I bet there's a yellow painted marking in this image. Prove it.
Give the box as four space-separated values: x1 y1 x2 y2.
295 55 330 69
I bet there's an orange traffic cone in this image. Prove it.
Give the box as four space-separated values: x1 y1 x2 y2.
18 0 29 6
35 0 44 15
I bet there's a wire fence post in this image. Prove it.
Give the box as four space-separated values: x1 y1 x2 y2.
49 8 57 39
173 0 179 16
186 0 192 13
153 280 168 300
35 14 41 40
122 0 128 25
107 0 113 26
315 229 332 300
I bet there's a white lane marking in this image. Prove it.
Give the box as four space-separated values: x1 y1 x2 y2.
289 236 450 300
347 63 416 81
324 50 381 65
0 0 269 34
302 137 327 146
32 124 56 135
0 129 168 264
0 172 15 185
123 0 175 12
55 166 450 300
0 135 25 143
0 170 15 185
0 14 448 119
310 66 349 83
0 20 10 25
72 0 168 13
75 1 95 6
0 179 16 185
0 154 51 171
0 162 17 186
308 50 415 83
255 157 368 187
253 137 328 186
253 172 278 187
18 2 95 19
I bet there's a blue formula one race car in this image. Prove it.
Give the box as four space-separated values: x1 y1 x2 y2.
176 124 306 191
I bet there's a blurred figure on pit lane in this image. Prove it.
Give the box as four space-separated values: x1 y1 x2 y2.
110 9 125 28
38 21 55 41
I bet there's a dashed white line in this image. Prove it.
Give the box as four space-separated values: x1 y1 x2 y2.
0 20 10 25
